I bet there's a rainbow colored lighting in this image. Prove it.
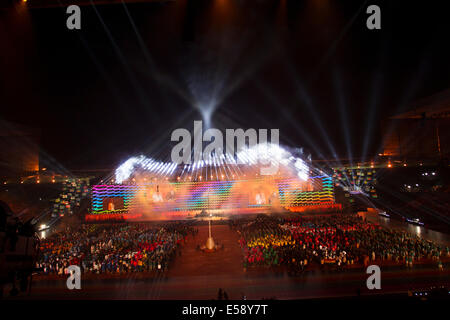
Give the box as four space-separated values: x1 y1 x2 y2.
91 175 335 217
278 175 334 206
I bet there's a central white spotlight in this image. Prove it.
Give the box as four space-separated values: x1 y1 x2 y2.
198 102 216 129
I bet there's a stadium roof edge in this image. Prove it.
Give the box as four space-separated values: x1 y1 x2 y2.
389 88 450 120
1 0 175 9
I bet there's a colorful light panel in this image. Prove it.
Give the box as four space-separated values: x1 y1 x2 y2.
91 175 335 217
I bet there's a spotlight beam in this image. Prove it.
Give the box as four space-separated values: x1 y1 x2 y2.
120 0 195 107
89 0 155 118
332 68 353 168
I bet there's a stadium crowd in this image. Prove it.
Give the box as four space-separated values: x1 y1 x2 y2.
235 214 449 272
36 222 197 275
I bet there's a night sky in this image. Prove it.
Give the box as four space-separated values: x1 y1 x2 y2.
1 0 450 170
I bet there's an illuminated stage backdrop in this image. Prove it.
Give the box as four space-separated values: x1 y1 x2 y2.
89 175 336 220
